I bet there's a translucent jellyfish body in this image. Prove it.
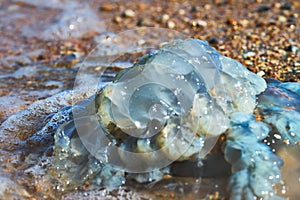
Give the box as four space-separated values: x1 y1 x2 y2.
90 39 267 173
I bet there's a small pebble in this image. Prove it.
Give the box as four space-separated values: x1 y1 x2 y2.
255 5 270 13
285 45 297 53
227 18 237 26
64 52 81 61
208 37 219 44
36 54 45 61
137 18 152 26
124 9 135 18
280 2 292 10
138 3 148 10
242 51 256 58
137 39 146 46
239 19 249 27
113 16 122 23
178 9 185 15
244 60 254 65
257 71 265 77
161 14 170 23
191 6 198 12
167 21 176 29
287 16 296 23
277 15 287 22
192 19 207 27
204 4 211 10
99 3 115 11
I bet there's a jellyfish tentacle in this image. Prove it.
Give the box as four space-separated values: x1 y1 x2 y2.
279 82 300 96
224 113 285 200
257 81 300 144
262 110 300 144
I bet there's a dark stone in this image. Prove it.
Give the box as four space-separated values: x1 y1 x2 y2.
37 54 45 60
255 5 270 13
137 18 152 27
287 16 296 23
285 45 297 53
280 2 292 10
208 36 219 45
191 6 197 12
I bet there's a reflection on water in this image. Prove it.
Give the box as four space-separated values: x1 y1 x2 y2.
10 0 106 39
278 145 300 199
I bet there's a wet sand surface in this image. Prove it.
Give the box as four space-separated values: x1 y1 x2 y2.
0 0 299 199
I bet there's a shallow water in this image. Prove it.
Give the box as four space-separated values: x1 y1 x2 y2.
0 0 299 199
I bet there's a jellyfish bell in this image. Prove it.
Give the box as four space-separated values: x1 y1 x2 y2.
72 38 266 173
